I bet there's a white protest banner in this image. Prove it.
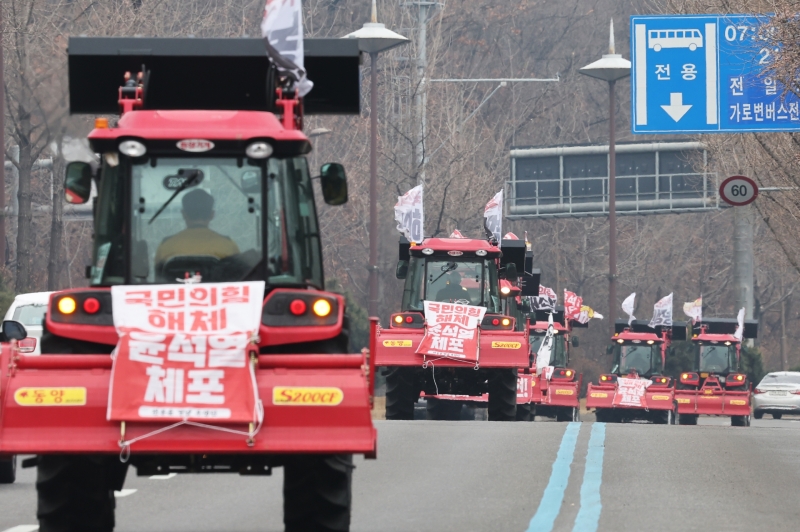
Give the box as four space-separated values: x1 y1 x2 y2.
683 296 702 324
577 305 603 324
395 185 424 242
734 307 745 341
261 0 313 96
415 301 487 363
484 190 503 243
108 282 265 423
564 289 583 322
613 377 651 408
449 229 465 238
530 285 557 311
649 293 673 328
535 312 556 375
621 292 636 325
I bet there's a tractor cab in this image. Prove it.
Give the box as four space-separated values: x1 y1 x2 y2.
605 320 687 380
687 318 758 378
528 308 582 369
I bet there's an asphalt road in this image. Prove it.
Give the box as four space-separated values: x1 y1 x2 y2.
2 415 800 532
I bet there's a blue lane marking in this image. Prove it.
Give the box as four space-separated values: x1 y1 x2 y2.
525 422 581 532
573 423 606 532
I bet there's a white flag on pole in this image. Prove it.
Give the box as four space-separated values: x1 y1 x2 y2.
621 292 636 325
261 0 314 97
649 293 673 328
683 296 702 324
484 190 503 244
394 185 424 242
535 312 555 375
734 307 745 341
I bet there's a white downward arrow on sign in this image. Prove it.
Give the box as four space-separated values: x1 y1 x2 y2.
661 93 692 122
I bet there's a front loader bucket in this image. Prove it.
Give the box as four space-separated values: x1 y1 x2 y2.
0 353 376 456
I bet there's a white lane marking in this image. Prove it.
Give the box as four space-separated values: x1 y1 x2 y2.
114 489 137 497
2 526 39 532
149 472 177 480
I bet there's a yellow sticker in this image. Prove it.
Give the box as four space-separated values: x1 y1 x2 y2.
491 341 521 349
676 398 691 404
14 387 86 406
651 395 671 401
729 400 747 406
703 389 715 395
590 392 607 398
382 339 412 348
555 389 574 395
273 387 344 406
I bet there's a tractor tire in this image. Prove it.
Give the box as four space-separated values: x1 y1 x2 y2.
678 414 698 425
772 413 783 420
516 403 533 422
754 410 764 419
426 398 462 420
460 405 477 421
487 369 517 421
284 454 353 532
384 367 418 420
556 407 576 422
0 456 15 484
37 455 128 532
731 415 749 427
595 408 611 423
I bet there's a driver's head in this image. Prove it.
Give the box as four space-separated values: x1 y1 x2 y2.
182 188 214 227
445 271 462 286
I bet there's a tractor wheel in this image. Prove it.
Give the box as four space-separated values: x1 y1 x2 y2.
556 407 575 422
460 404 477 421
678 414 698 425
37 455 128 532
426 398 462 420
595 408 610 423
731 415 749 427
385 367 418 420
772 413 783 420
284 454 353 532
487 369 517 421
0 456 15 484
516 403 533 422
754 410 764 419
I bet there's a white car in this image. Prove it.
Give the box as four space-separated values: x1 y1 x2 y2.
3 291 53 355
752 371 800 419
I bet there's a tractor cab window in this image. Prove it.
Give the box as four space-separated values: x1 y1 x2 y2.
697 344 736 374
611 343 660 376
400 257 500 313
531 334 567 367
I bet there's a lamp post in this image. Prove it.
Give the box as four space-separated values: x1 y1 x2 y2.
579 20 630 335
344 1 409 317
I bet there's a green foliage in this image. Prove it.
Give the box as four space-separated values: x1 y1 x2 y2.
664 340 694 378
740 344 765 384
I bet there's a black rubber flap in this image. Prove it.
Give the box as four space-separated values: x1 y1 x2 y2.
692 317 758 339
68 37 360 115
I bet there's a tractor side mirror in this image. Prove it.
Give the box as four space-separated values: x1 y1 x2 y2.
572 336 579 348
396 260 409 279
605 344 614 355
504 263 518 282
320 163 348 206
64 161 94 204
0 320 27 342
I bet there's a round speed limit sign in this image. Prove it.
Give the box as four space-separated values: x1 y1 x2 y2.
719 175 758 206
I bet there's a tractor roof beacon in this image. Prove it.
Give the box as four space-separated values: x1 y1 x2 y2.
0 37 375 532
375 235 531 421
675 317 758 426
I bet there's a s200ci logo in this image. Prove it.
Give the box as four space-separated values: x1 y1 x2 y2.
273 387 344 406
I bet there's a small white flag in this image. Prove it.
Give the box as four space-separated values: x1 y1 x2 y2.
649 293 673 328
484 190 503 244
621 293 636 325
683 296 702 324
394 185 424 242
734 307 745 341
535 312 555 375
261 0 314 97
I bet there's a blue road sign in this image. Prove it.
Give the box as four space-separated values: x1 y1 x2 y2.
631 15 800 133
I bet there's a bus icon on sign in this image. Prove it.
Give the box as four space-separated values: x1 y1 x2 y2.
648 29 703 51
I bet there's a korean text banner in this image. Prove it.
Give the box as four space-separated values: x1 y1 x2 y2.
108 282 265 423
613 377 651 408
415 301 487 363
395 185 424 242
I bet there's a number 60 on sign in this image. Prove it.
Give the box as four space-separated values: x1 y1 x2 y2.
719 175 758 206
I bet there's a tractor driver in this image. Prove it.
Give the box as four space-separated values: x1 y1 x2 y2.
621 346 651 375
155 188 240 266
436 271 472 304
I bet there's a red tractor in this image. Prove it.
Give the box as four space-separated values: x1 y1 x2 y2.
376 237 531 421
675 318 758 426
522 307 586 422
587 320 686 424
0 37 375 531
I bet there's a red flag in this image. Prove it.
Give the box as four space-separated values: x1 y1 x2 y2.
563 289 583 321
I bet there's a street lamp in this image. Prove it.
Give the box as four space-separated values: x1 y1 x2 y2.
579 19 630 335
344 0 409 317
